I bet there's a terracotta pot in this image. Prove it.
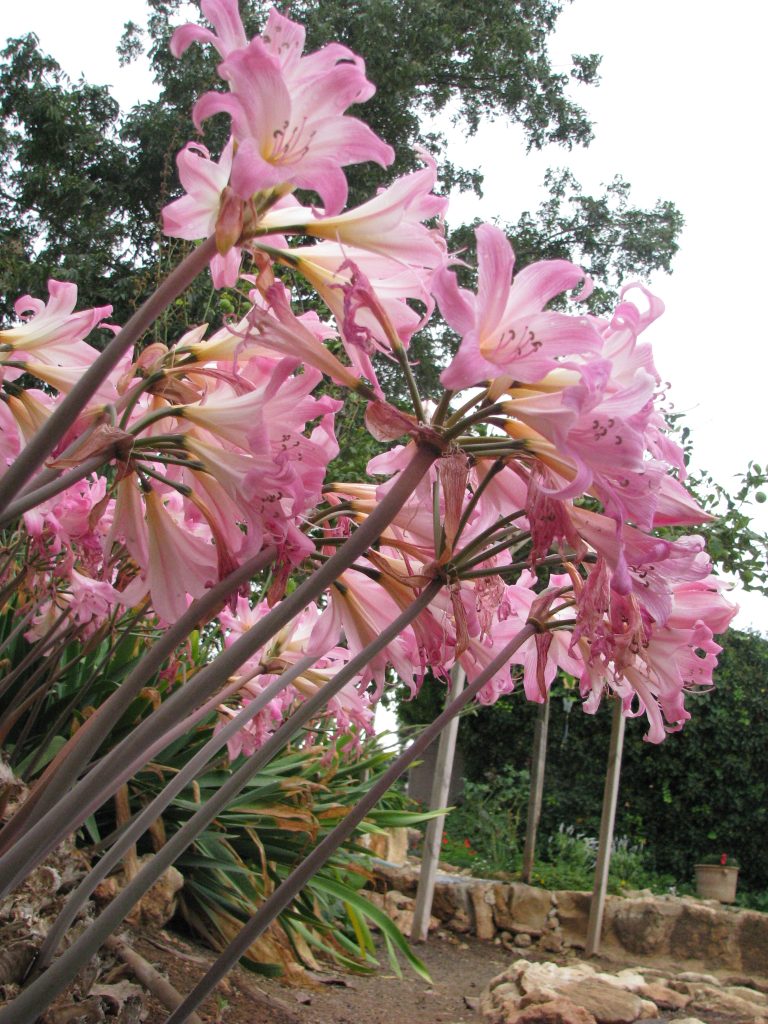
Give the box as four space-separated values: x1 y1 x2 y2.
694 863 739 902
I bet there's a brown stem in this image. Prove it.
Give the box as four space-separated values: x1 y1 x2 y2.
165 622 538 1024
0 547 276 857
104 936 204 1024
0 237 218 515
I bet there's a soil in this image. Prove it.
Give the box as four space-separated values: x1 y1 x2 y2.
134 926 509 1024
132 924 768 1024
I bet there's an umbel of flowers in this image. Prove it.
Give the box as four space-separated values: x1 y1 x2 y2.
0 2 735 1020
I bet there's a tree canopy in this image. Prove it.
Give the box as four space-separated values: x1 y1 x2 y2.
2 0 680 326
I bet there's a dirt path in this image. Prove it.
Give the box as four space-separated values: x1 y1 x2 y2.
135 928 508 1024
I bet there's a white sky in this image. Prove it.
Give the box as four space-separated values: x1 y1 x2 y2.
4 0 767 634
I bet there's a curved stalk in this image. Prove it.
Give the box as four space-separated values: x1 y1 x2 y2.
164 621 537 1024
0 236 218 514
2 580 442 1022
0 442 439 896
0 455 106 526
33 653 318 973
0 547 277 856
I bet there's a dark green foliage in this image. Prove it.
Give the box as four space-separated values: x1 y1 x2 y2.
450 628 768 891
1 0 679 332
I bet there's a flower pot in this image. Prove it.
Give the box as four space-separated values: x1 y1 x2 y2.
694 863 739 902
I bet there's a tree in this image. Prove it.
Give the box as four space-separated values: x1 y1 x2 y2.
1 0 680 331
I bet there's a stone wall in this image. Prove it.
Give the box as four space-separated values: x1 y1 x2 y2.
371 862 768 979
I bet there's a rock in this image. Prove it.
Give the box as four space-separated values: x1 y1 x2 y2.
433 880 471 922
738 912 768 976
609 970 648 993
471 884 498 940
515 933 533 948
636 983 691 1011
360 826 409 864
555 891 591 948
689 984 768 1022
509 884 552 935
504 998 599 1024
723 987 768 1007
670 903 740 967
611 898 679 956
447 908 472 933
538 931 564 953
125 862 183 930
494 885 516 931
483 962 658 1024
553 979 658 1023
674 971 723 985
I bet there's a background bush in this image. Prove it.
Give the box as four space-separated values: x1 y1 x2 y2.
401 628 768 891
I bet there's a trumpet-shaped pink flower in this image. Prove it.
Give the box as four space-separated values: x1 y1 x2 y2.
0 280 112 367
171 0 248 60
268 148 447 268
161 140 243 288
184 7 393 212
577 574 737 743
435 223 601 390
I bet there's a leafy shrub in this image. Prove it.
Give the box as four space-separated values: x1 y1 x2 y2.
454 629 768 890
445 766 530 876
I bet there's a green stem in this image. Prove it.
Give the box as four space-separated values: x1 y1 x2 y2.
453 459 505 546
391 339 426 423
444 402 505 440
450 510 528 568
454 531 529 573
444 388 490 428
430 389 454 427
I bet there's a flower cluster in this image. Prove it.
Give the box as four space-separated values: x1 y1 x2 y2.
0 0 736 752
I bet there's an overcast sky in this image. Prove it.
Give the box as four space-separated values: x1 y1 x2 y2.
4 0 767 633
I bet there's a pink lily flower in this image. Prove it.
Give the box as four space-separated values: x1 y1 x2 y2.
170 0 248 61
573 564 736 743
188 8 394 213
263 148 448 268
435 223 601 390
0 280 112 368
161 139 243 288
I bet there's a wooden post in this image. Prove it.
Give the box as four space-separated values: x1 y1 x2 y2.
585 698 626 956
410 664 466 942
521 695 550 883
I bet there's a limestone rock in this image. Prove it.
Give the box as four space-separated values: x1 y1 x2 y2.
555 891 591 948
503 998 599 1024
738 912 768 977
670 903 740 967
688 984 768 1022
482 960 659 1024
360 826 409 864
611 898 679 956
125 862 183 930
472 883 498 940
509 884 552 935
552 978 657 1023
636 983 691 1011
723 986 768 1007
